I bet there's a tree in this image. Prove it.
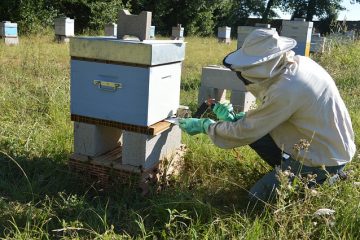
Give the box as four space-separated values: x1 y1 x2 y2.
261 0 281 22
279 0 344 21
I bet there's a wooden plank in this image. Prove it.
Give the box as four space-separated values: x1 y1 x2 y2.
71 114 171 135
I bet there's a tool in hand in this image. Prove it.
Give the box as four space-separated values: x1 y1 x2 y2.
165 99 236 125
193 98 236 119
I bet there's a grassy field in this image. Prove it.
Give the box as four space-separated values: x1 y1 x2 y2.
0 35 359 239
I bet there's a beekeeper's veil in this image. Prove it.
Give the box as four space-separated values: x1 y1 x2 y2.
223 29 297 87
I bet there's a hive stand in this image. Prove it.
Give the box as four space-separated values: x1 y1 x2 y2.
69 10 186 192
70 122 183 193
117 10 152 41
198 66 256 112
0 21 19 45
218 26 231 44
54 17 74 43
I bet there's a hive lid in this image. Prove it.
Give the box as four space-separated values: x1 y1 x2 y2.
70 37 186 66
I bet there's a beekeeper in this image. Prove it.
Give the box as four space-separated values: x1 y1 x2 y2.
179 29 356 202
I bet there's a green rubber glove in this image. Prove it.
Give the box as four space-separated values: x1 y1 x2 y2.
178 118 215 135
234 112 246 121
213 103 246 122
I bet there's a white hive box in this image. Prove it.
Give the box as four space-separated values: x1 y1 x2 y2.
281 19 313 56
172 25 184 39
70 37 186 127
218 26 231 39
55 17 75 37
0 21 18 37
105 23 117 36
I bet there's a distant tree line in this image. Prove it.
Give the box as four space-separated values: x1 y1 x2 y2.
0 0 357 35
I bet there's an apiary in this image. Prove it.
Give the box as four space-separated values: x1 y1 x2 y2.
280 18 313 56
237 24 272 49
198 65 256 112
105 23 117 36
54 17 74 43
218 26 231 44
0 21 19 45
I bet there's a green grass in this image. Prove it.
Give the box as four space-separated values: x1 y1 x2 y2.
0 35 359 239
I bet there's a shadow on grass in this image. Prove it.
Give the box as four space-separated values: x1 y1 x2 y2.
0 151 262 238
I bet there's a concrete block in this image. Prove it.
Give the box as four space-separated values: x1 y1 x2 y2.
117 9 152 41
74 122 122 157
171 24 184 40
2 37 19 45
198 65 256 111
105 23 117 36
198 86 227 105
54 17 74 37
122 125 181 169
230 90 256 112
201 66 247 91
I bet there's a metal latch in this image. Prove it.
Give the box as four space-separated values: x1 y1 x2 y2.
93 80 122 92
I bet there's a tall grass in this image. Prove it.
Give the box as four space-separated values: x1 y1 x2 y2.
0 35 359 239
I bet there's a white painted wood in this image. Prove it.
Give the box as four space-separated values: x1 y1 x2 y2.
147 63 182 124
218 26 231 39
55 17 74 36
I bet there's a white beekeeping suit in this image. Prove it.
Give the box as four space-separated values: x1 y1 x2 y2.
207 29 356 167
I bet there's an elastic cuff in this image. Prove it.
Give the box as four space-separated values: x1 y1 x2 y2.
202 118 216 134
234 112 246 121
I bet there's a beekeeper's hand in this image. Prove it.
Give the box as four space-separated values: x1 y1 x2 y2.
178 118 215 135
213 103 245 122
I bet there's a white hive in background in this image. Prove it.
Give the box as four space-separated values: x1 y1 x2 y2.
0 21 19 45
54 17 75 43
218 26 231 44
280 18 313 56
105 23 117 37
171 24 184 40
